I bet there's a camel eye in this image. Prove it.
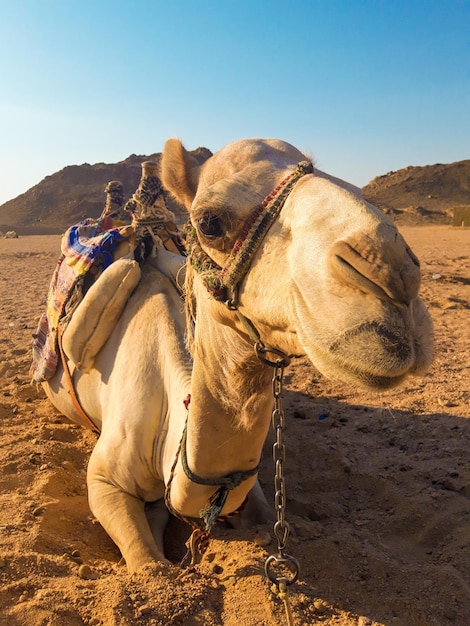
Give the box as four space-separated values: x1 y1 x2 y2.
197 214 224 238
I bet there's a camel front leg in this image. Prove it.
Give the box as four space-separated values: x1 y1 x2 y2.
229 479 276 529
145 499 170 554
87 465 170 573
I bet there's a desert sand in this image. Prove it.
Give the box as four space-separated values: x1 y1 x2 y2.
0 225 469 626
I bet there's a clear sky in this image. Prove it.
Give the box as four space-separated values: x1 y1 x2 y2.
0 0 469 205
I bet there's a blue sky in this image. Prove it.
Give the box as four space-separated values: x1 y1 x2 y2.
0 0 469 205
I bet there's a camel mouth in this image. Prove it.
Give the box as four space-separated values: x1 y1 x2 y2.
321 320 418 388
334 363 408 389
312 349 411 390
291 284 425 389
328 320 413 363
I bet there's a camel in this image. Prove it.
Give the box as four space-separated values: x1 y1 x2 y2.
42 137 433 574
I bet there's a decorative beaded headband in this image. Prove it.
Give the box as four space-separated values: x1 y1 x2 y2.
185 160 314 305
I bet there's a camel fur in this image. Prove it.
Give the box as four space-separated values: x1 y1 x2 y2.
42 137 433 573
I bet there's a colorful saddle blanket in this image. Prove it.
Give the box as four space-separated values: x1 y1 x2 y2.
31 219 131 382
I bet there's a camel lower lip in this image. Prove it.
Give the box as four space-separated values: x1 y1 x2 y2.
305 323 415 388
341 366 407 389
305 342 412 389
328 320 412 363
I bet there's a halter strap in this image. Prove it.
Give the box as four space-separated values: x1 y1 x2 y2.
179 422 260 530
185 160 313 304
57 324 100 433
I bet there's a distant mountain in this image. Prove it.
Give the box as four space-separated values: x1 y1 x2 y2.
0 152 468 234
362 160 470 225
0 148 212 235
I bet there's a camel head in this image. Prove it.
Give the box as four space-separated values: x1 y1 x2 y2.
161 138 433 390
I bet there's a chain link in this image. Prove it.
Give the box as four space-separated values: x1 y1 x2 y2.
272 364 287 547
265 360 300 589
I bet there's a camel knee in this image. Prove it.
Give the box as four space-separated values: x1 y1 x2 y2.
228 480 275 529
145 499 170 552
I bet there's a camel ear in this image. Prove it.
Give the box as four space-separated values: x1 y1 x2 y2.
161 138 201 209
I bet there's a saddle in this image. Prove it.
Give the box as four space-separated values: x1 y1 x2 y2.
31 163 186 383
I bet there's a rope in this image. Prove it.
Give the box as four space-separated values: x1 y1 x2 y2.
164 396 257 565
57 324 100 433
184 160 313 304
179 424 260 530
271 580 296 626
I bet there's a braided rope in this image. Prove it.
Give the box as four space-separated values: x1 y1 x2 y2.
220 161 313 293
164 395 255 565
164 162 313 565
179 423 260 531
184 161 313 302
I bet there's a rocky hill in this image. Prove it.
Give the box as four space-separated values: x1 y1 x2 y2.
0 152 468 234
363 159 470 225
0 148 212 235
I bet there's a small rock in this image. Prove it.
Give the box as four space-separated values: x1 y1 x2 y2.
295 520 315 538
253 531 271 547
78 564 95 580
0 557 6 568
441 479 459 492
358 617 372 626
437 397 453 407
212 564 223 575
137 604 152 616
313 599 325 612
62 461 76 471
71 549 81 558
19 592 28 602
89 619 101 626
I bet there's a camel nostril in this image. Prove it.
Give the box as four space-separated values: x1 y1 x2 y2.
329 241 399 303
333 256 391 300
329 239 420 305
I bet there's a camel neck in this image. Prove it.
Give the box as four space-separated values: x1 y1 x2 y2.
163 308 274 521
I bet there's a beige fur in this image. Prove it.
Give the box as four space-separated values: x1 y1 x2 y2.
42 137 433 573
62 258 141 372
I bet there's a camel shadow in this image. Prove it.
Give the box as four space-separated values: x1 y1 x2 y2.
254 387 470 625
159 384 470 624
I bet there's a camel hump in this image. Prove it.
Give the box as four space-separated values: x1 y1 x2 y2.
62 258 141 372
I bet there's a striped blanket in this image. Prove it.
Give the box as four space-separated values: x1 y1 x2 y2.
31 219 131 382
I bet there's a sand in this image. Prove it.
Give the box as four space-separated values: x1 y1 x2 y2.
0 226 469 626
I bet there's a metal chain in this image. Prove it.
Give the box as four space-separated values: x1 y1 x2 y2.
272 362 289 551
264 360 299 625
244 334 301 623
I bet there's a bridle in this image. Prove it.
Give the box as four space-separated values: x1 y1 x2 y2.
184 158 314 364
184 160 313 308
164 160 314 576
